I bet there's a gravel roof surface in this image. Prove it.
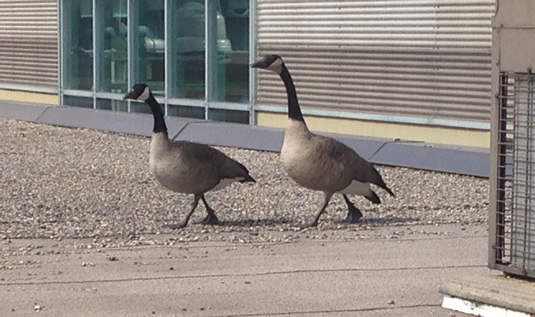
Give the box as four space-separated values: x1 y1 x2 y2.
0 118 489 248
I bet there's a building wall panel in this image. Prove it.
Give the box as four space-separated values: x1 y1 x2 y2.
0 0 58 89
256 0 495 126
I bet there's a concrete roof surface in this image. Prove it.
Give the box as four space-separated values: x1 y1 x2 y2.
0 224 488 316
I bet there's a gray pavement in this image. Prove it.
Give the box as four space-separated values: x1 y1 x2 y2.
1 224 489 316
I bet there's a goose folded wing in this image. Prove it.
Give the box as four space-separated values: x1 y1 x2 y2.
314 135 392 195
174 141 227 167
177 141 254 182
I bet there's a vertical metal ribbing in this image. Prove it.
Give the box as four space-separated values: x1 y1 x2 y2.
496 72 508 264
523 74 535 274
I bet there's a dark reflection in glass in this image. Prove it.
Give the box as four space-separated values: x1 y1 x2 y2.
64 0 93 90
169 0 206 100
209 109 249 124
212 0 249 103
64 95 94 108
168 104 205 119
133 0 165 95
96 0 128 94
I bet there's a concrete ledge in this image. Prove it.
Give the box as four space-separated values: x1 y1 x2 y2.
0 101 491 178
0 101 47 122
173 121 285 152
35 106 198 139
440 275 535 315
371 142 490 178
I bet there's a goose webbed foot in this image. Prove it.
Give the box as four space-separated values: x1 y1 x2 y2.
343 194 363 223
199 211 220 225
345 207 363 223
301 220 319 229
199 196 220 225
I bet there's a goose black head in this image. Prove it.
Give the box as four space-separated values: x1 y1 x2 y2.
124 83 151 101
251 54 284 74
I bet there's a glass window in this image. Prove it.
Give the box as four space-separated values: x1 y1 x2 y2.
133 0 165 94
130 100 152 114
64 96 94 108
211 0 249 103
169 0 206 100
208 109 249 124
96 0 128 94
61 0 252 121
96 98 128 112
63 0 93 90
168 104 205 119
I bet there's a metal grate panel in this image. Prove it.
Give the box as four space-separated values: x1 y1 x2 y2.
493 72 535 278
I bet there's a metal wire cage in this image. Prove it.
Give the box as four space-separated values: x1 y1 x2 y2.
490 72 535 279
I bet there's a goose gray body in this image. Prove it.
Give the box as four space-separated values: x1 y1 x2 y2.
252 55 394 227
149 134 251 195
125 84 255 228
281 119 380 198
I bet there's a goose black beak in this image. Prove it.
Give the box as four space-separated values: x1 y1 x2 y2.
250 61 263 68
123 90 137 100
251 58 270 69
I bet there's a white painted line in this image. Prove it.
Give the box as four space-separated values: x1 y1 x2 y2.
442 295 531 317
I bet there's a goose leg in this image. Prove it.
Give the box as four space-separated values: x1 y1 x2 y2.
343 194 363 223
165 195 201 229
305 192 333 228
199 195 220 225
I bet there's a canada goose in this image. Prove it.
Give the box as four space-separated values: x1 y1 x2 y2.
252 55 395 227
124 84 256 228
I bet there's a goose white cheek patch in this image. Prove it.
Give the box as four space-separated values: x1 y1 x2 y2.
138 86 150 101
268 58 284 74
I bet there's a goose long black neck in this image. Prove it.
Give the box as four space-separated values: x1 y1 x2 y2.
280 64 304 122
145 94 168 134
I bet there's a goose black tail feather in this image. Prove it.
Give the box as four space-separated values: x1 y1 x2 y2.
375 178 395 198
365 191 381 204
384 186 395 198
240 174 256 183
234 161 256 183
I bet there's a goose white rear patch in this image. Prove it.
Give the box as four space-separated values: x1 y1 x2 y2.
339 180 371 195
212 178 239 191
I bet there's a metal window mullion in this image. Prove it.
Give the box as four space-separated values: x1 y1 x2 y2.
167 98 206 108
93 0 101 109
248 0 257 125
58 0 64 105
0 84 57 94
164 0 171 116
205 0 217 119
127 0 137 113
208 101 251 111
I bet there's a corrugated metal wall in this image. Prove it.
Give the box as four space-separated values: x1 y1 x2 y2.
0 0 58 89
256 0 495 125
